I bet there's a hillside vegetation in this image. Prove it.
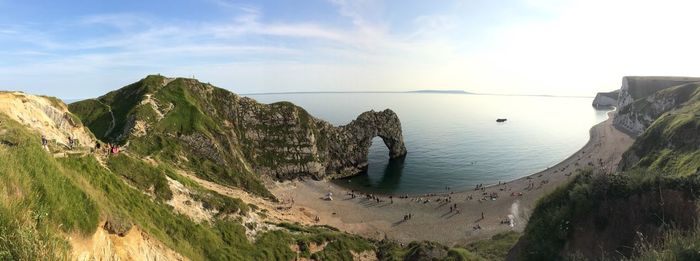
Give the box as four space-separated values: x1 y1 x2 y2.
70 76 273 198
618 83 700 176
512 79 700 260
0 110 386 260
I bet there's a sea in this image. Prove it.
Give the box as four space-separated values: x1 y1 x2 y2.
248 93 610 195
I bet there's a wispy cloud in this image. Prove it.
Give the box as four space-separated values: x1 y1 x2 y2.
14 0 694 98
0 1 468 97
78 13 155 30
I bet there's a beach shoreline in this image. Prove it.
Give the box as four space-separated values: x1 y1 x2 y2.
269 111 634 244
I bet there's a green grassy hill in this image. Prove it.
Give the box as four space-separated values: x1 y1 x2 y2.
70 75 274 198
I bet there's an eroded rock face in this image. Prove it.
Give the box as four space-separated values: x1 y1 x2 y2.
613 76 700 136
322 109 408 179
193 83 408 180
229 98 408 180
591 90 618 108
0 92 95 146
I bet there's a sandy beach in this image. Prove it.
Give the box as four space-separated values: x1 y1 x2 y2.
270 112 634 245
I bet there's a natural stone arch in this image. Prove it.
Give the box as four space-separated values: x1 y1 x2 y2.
323 109 408 178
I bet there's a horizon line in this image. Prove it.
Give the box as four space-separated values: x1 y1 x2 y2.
59 90 595 101
240 90 595 99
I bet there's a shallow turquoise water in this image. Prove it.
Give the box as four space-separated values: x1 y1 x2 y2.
248 93 609 195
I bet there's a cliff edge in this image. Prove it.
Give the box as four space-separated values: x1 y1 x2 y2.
592 90 619 108
613 76 700 136
0 91 95 146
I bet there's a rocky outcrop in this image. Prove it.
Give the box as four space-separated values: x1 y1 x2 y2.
617 82 700 173
591 90 618 108
71 224 186 261
613 76 700 136
229 97 408 180
70 75 407 181
316 109 407 179
616 76 700 109
0 92 95 146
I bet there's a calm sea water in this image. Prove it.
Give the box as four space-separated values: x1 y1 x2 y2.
248 93 610 195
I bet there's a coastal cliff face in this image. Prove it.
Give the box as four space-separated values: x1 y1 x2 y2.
0 92 95 146
613 76 700 136
591 90 618 108
617 82 700 174
69 75 407 188
616 76 700 108
510 76 700 260
611 77 700 174
233 97 406 180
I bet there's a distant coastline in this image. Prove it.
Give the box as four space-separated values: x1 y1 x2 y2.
61 90 593 104
241 90 594 98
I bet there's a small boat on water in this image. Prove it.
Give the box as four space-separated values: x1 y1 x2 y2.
496 118 507 122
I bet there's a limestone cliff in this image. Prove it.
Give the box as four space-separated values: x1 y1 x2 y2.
606 76 700 173
0 91 95 146
591 90 618 108
617 82 700 174
69 75 407 187
616 76 700 109
613 76 700 136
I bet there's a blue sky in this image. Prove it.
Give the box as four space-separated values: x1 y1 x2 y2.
2 0 700 99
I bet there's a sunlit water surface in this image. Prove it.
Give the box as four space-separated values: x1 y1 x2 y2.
239 93 606 195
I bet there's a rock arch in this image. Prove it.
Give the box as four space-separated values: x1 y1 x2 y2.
323 109 408 178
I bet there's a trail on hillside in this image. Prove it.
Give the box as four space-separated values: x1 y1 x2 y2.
94 99 116 138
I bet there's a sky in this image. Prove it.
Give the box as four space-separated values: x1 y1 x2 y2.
1 0 700 99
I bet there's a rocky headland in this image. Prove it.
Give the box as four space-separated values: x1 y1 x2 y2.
69 75 407 188
612 76 700 136
591 89 619 108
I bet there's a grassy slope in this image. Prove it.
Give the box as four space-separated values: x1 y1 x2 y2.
0 115 98 260
374 231 519 261
516 168 700 260
0 114 375 260
70 75 272 198
622 83 700 176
